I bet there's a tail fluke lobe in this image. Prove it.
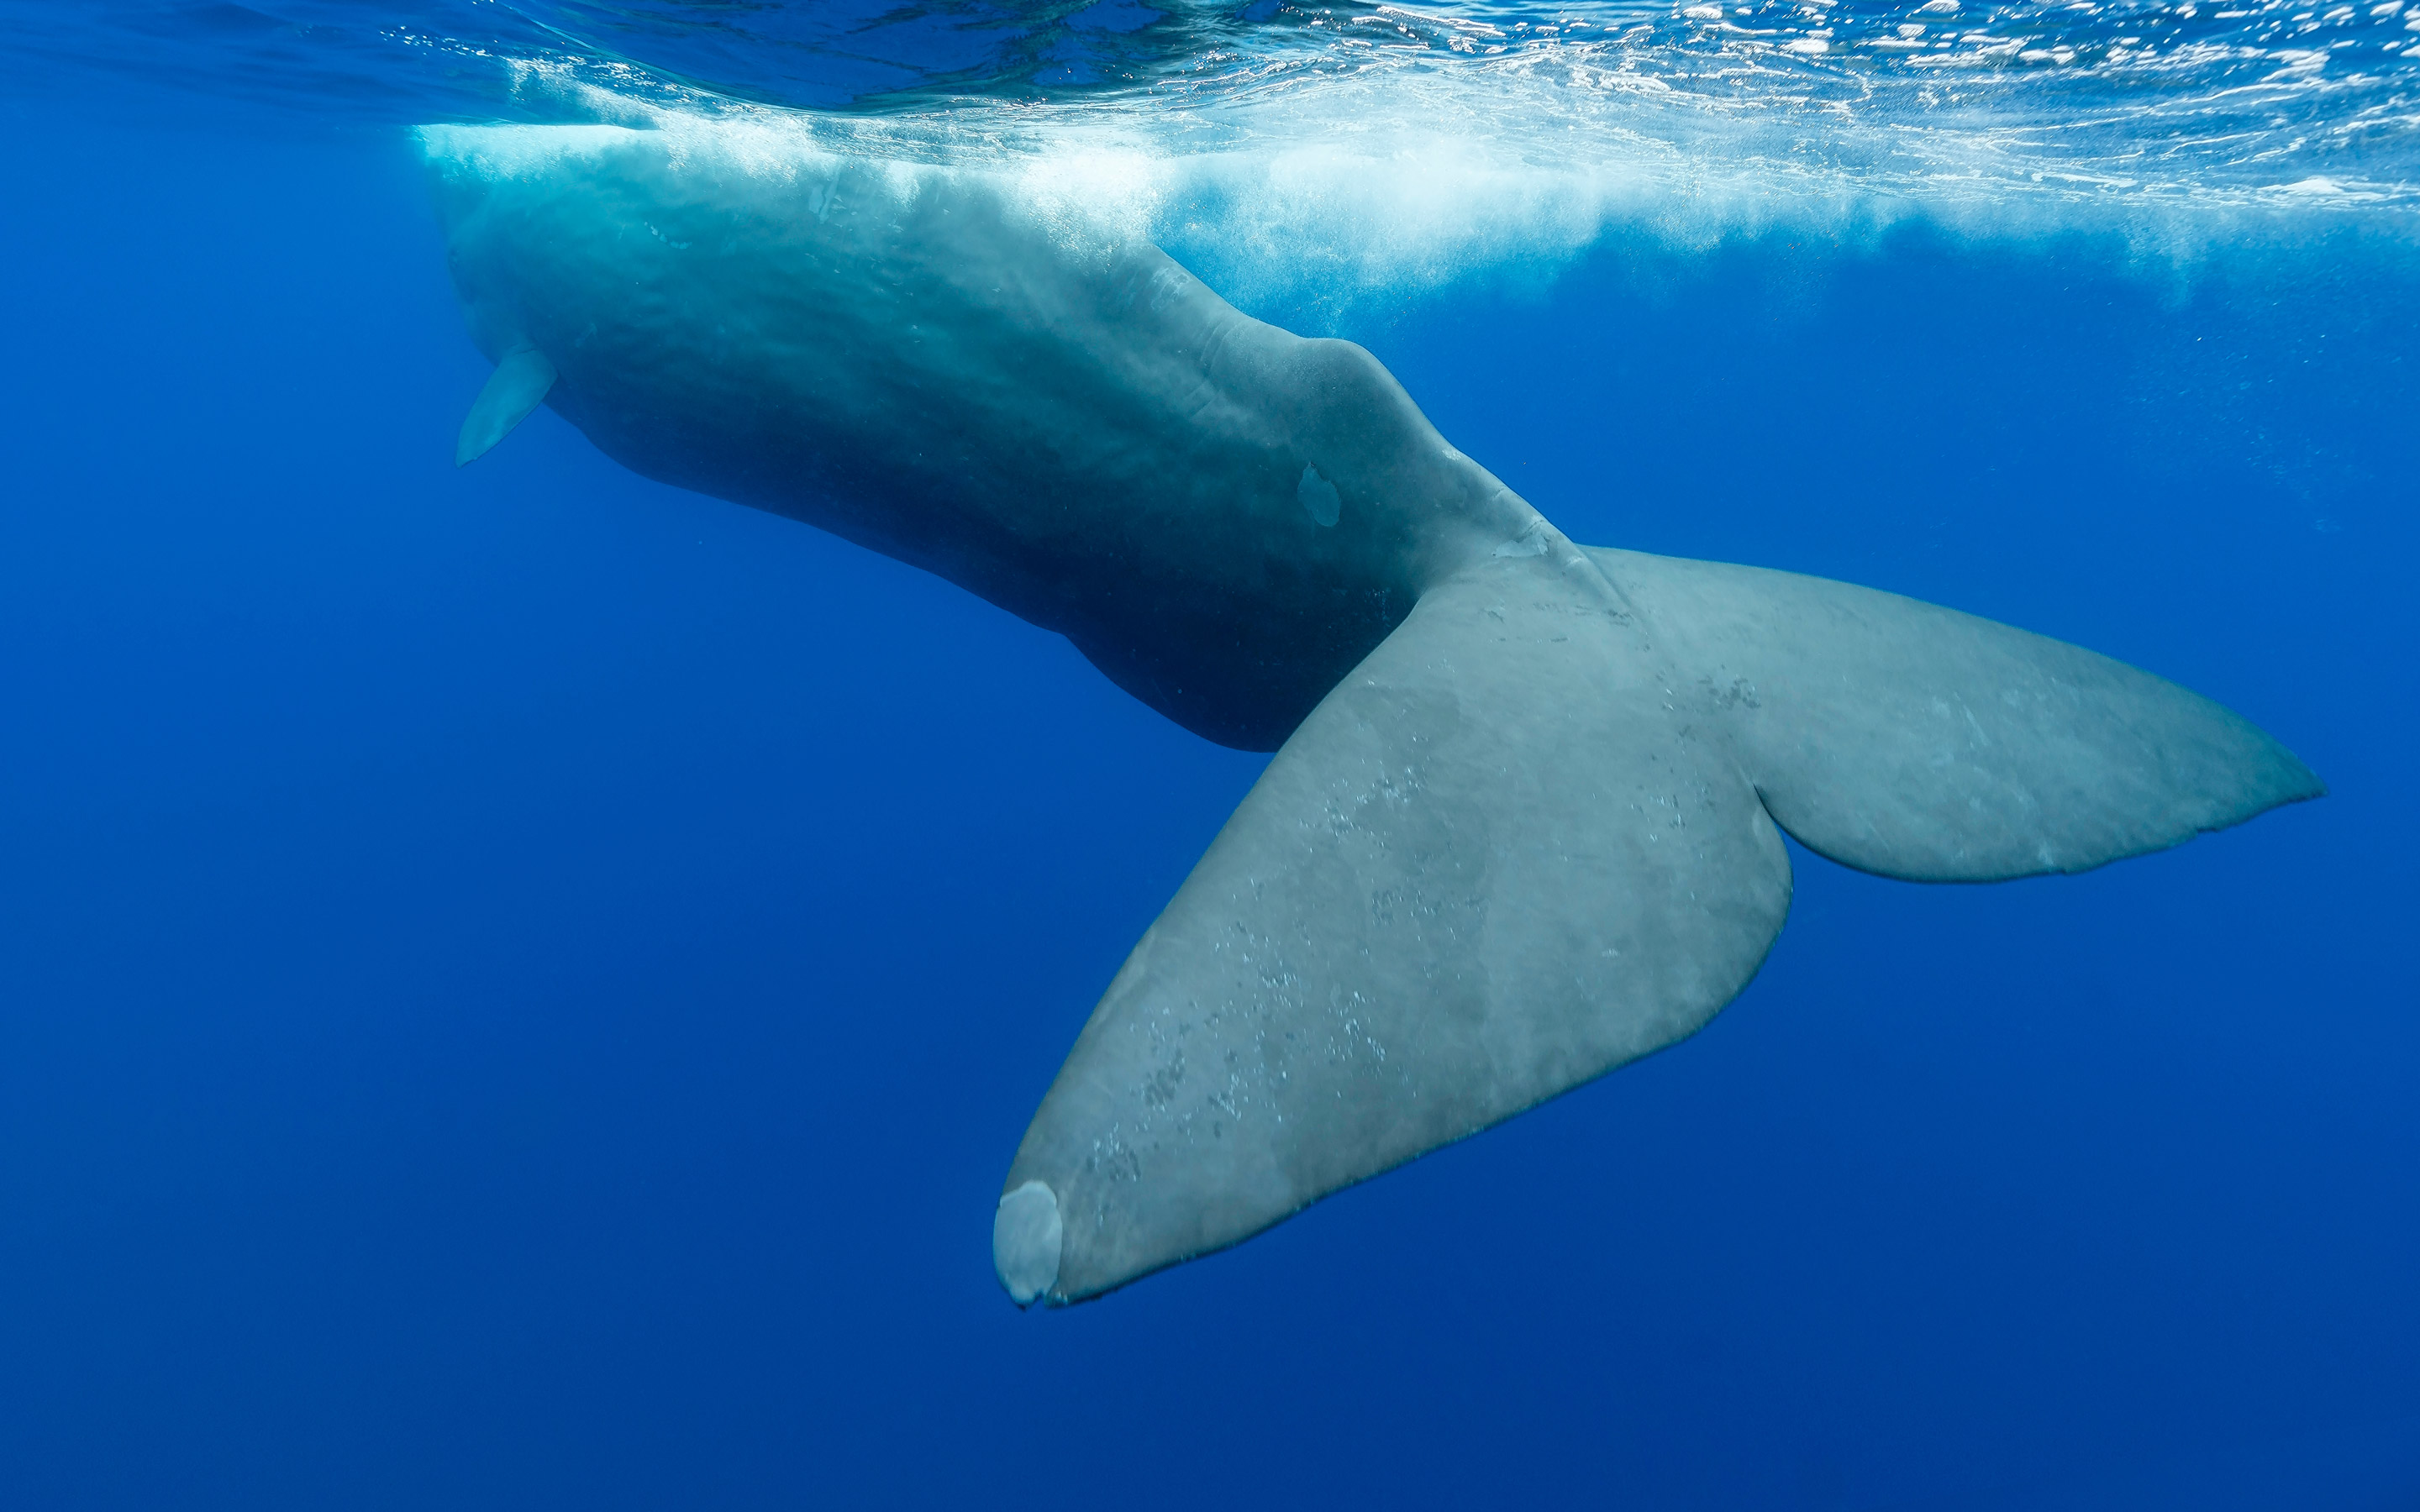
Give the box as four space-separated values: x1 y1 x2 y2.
1586 548 2323 881
998 549 1791 1305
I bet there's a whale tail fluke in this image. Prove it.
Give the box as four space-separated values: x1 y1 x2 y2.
997 539 2320 1306
454 344 557 467
1585 546 2325 881
997 546 1792 1305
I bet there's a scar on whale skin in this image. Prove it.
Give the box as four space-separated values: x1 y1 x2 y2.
423 123 2323 1308
1297 465 1342 528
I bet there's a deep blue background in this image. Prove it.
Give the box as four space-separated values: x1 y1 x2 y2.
2 110 2413 1509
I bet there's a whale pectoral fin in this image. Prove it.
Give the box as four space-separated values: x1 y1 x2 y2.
1587 547 2324 881
997 554 1792 1305
453 344 558 467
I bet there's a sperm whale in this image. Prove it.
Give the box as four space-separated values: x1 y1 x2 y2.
423 123 2322 1307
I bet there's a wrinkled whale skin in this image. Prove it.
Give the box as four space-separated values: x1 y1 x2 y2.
434 129 1531 750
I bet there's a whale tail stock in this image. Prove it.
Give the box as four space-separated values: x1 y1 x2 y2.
995 536 2323 1306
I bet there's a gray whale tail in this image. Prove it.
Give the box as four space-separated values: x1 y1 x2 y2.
997 536 2320 1305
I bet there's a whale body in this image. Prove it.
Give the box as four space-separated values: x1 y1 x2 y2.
422 123 2322 1306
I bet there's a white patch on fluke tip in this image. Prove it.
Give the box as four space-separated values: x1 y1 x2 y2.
993 1180 1062 1306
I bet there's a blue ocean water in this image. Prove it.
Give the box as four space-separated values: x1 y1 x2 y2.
1 3 2414 1507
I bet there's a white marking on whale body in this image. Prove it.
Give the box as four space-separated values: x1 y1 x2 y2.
1492 522 1550 558
993 1181 1062 1306
1297 465 1342 528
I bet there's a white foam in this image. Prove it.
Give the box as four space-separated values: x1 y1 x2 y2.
418 3 2420 317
